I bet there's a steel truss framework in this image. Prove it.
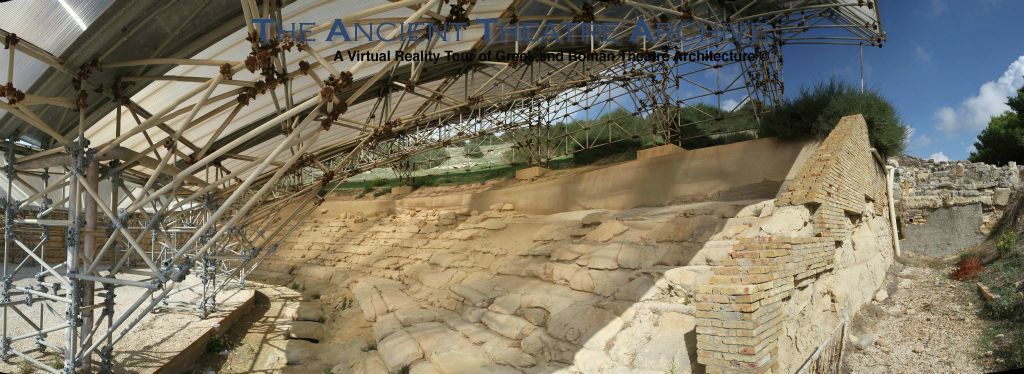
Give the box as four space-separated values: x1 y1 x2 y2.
0 0 883 372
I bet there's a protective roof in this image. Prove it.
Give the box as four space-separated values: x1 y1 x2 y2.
0 0 885 202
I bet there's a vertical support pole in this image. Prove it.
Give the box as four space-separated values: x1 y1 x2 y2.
65 143 83 373
80 155 98 372
1 139 14 358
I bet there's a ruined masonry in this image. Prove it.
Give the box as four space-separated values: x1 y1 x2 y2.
696 115 893 373
253 115 896 373
894 156 1022 257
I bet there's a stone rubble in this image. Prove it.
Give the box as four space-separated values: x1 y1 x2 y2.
253 197 790 373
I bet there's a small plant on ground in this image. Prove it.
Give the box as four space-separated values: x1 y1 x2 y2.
17 361 32 374
953 256 985 280
207 335 231 353
665 358 679 374
997 231 1019 256
47 356 64 370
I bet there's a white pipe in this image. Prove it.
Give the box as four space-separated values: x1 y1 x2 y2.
885 163 901 258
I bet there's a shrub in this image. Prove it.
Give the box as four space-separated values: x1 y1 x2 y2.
572 139 641 165
997 231 1019 256
952 256 984 280
759 80 908 157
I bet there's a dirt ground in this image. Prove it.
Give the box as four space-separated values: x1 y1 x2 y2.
189 285 301 373
843 262 999 373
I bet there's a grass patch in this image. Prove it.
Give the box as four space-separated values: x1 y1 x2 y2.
977 252 1023 318
976 231 1024 369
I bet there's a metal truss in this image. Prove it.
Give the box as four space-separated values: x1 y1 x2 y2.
0 0 883 372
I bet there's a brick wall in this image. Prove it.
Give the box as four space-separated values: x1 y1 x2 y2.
696 115 892 373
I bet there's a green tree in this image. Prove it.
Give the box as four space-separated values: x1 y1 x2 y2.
969 84 1024 165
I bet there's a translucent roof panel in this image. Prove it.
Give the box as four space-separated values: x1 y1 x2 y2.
0 0 114 147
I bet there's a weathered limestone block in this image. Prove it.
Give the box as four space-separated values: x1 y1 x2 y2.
584 221 629 242
533 224 572 242
489 294 521 315
483 340 538 367
614 275 657 302
663 266 712 293
568 269 595 292
577 243 621 269
429 349 500 373
581 211 613 226
633 328 691 371
283 339 319 365
481 311 536 340
608 308 659 364
418 270 457 289
450 284 492 308
394 307 438 326
616 243 662 270
379 330 424 372
294 301 323 322
646 215 724 243
409 361 442 374
590 270 632 297
478 219 508 230
446 318 503 344
743 205 811 237
287 321 325 341
994 187 1011 206
521 329 578 364
406 322 475 357
335 352 387 374
353 282 388 322
374 313 404 341
573 348 616 373
461 306 487 323
550 243 593 262
689 240 737 266
520 292 577 318
547 303 619 346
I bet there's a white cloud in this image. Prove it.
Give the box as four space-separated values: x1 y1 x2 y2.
906 127 933 150
928 152 950 162
915 46 931 62
933 55 1024 136
722 99 739 111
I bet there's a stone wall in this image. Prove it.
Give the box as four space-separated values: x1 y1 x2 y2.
894 156 1021 257
252 117 895 373
695 115 895 373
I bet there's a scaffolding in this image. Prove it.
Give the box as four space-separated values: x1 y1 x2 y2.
0 0 884 372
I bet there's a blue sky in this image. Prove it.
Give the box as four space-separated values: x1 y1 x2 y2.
780 0 1024 161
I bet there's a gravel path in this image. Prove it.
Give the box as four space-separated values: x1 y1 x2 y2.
843 264 994 373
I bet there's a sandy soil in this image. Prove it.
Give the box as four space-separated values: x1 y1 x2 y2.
0 265 252 374
190 285 301 373
843 263 995 373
